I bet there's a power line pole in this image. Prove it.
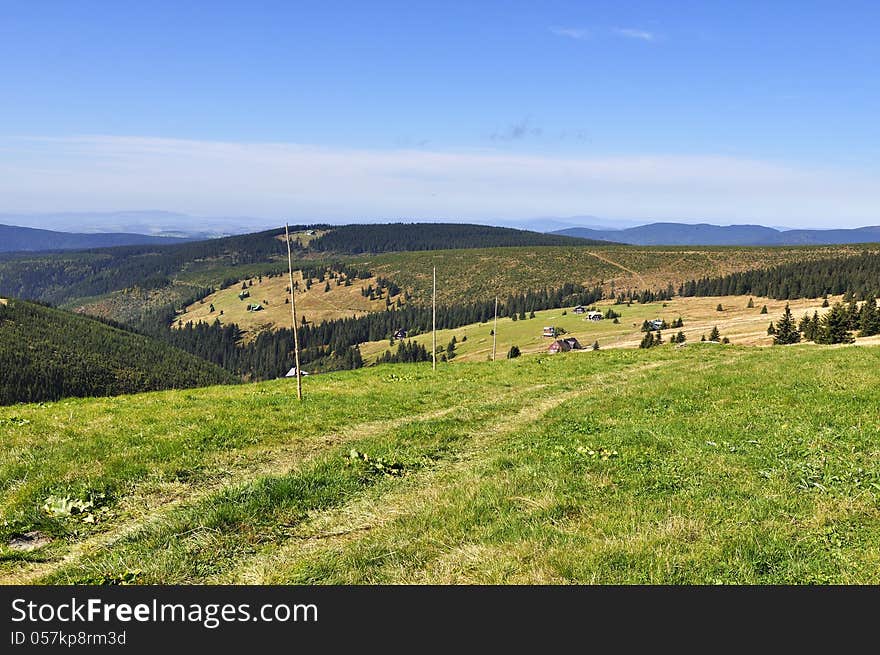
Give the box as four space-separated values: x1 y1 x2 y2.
492 296 498 361
284 224 302 401
432 265 437 371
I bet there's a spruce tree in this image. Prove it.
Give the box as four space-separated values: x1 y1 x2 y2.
760 305 768 314
592 340 599 350
708 326 720 341
773 304 801 345
507 345 521 359
816 302 855 344
639 332 654 349
747 297 755 308
859 295 880 337
716 303 723 312
676 330 686 343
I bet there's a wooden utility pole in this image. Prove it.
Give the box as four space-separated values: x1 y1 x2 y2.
492 296 498 361
432 265 437 371
284 224 303 401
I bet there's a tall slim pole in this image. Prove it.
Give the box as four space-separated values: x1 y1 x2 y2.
492 296 498 361
284 224 302 401
432 266 437 371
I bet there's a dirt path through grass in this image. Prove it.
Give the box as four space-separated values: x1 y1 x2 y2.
213 359 683 583
2 383 549 584
586 251 647 288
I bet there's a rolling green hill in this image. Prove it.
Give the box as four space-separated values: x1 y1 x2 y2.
363 244 880 304
2 343 879 584
0 298 237 405
0 223 601 309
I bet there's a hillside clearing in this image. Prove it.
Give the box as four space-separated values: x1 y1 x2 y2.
359 294 848 362
176 271 403 334
364 245 877 304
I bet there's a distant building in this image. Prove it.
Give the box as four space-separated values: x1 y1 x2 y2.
247 303 263 312
542 326 557 338
393 328 408 339
547 337 582 354
285 367 310 377
586 311 604 321
573 305 587 314
238 290 250 300
648 318 664 330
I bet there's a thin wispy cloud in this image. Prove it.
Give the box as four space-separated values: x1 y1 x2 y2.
0 135 877 226
549 27 590 40
490 117 542 142
613 28 657 42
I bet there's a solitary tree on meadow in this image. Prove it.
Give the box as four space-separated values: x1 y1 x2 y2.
773 304 801 345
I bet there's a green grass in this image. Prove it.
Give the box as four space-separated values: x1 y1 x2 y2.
2 344 880 584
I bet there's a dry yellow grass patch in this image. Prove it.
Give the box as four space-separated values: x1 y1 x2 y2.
176 270 402 336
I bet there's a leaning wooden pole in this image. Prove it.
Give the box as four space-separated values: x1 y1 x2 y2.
492 296 498 361
284 224 303 401
432 265 437 371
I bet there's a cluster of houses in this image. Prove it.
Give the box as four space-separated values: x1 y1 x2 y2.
573 305 604 321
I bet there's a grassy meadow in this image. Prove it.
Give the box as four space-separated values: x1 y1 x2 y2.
2 343 880 584
359 293 876 363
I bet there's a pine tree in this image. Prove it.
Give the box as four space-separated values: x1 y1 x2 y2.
773 304 801 345
859 295 880 337
816 302 855 344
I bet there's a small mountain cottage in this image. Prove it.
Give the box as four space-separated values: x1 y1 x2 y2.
548 337 582 353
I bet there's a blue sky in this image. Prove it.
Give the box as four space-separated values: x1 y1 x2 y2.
1 1 878 227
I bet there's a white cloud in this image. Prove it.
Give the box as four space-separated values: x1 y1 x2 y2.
613 28 657 42
550 27 590 40
0 135 878 227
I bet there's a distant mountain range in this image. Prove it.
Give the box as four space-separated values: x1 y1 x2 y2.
0 211 278 240
0 223 189 252
551 222 880 246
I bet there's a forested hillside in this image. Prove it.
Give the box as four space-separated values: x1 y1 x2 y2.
679 251 880 300
0 299 236 404
307 222 605 253
0 228 291 305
